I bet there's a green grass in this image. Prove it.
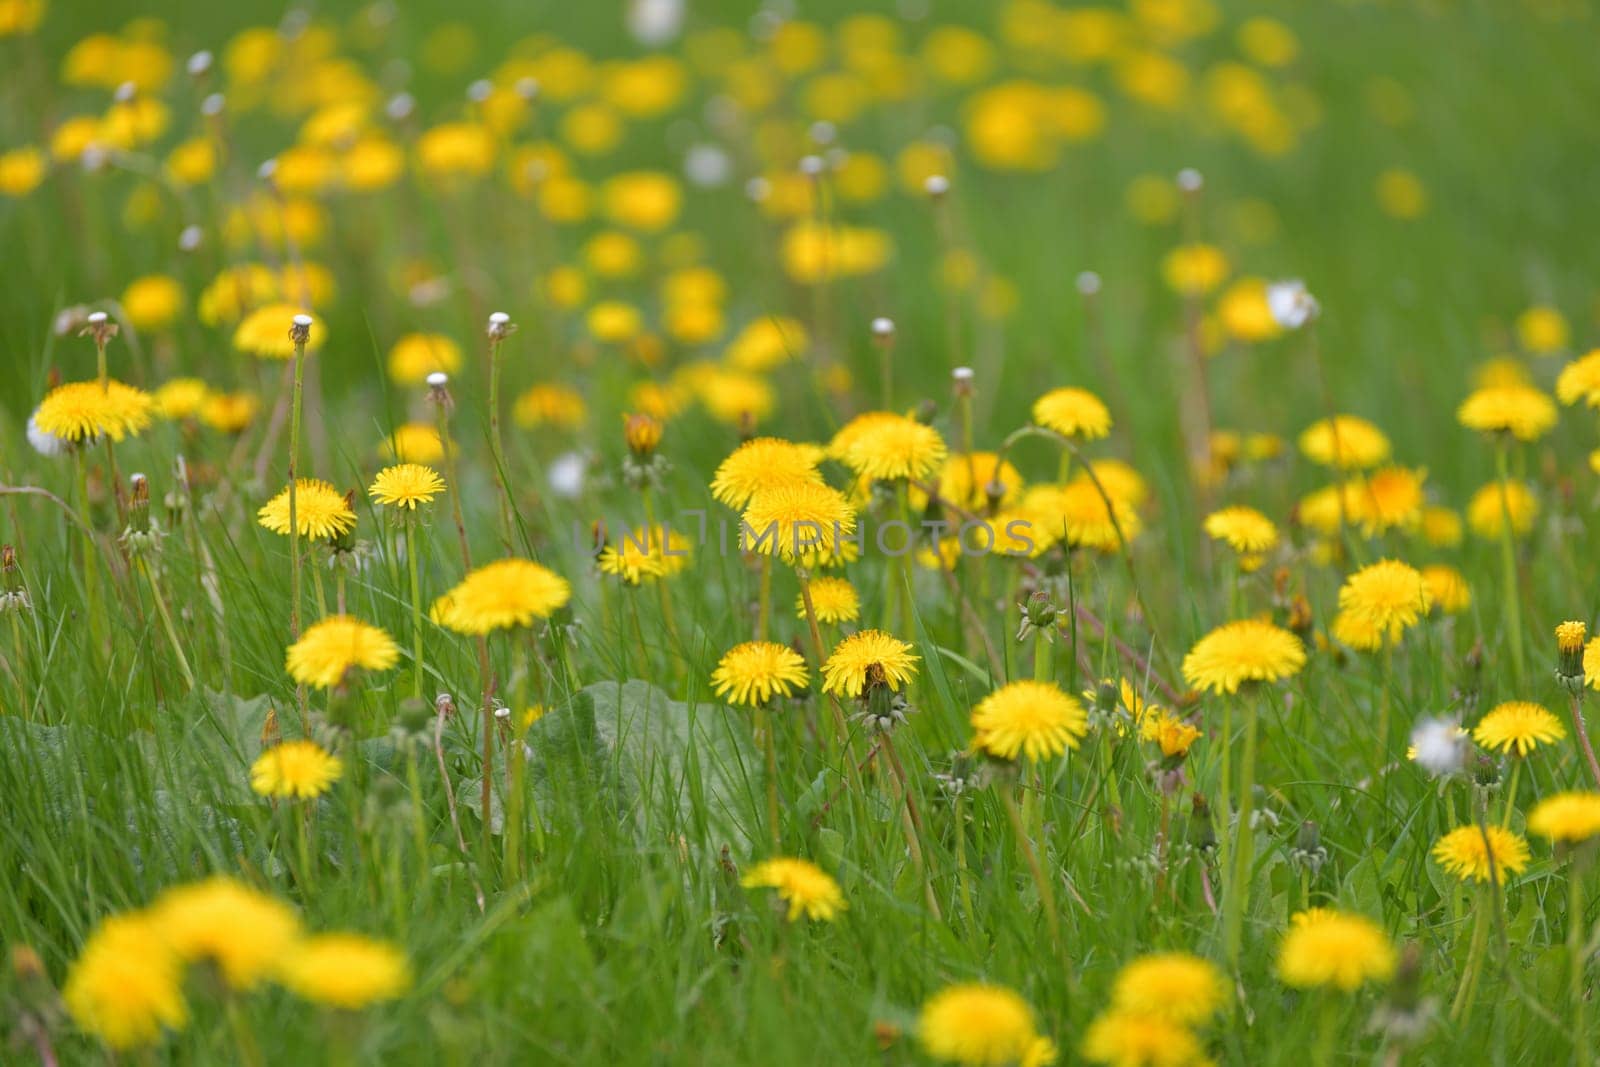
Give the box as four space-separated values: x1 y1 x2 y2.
3 0 1600 1063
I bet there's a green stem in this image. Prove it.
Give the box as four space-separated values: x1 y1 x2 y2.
757 555 772 642
761 707 781 851
1501 759 1522 829
487 332 516 554
1224 689 1261 971
1451 887 1491 1023
74 449 107 658
1000 778 1060 951
1493 443 1526 688
288 339 308 723
1571 854 1592 1067
139 559 194 691
407 522 426 702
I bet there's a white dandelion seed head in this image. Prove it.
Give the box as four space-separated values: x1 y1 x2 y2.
1176 167 1204 192
178 225 204 252
1076 271 1102 296
515 77 540 101
27 413 68 458
1267 279 1319 330
1409 716 1467 778
684 144 731 188
292 314 313 327
386 93 415 122
548 451 587 500
187 51 213 77
799 154 824 177
952 366 975 383
870 317 895 338
809 121 836 146
201 93 225 117
467 79 492 103
426 372 449 387
924 174 950 197
627 0 685 46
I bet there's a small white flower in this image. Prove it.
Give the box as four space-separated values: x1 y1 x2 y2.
548 451 587 500
1409 716 1467 778
1267 279 1319 330
684 144 730 188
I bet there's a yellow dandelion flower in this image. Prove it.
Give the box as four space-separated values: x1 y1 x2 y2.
34 379 156 443
1420 564 1471 614
970 680 1088 762
1203 505 1276 570
280 933 411 1009
1108 953 1226 1025
1466 480 1537 540
63 912 188 1050
830 411 948 483
1022 482 1142 553
1276 909 1396 991
1456 383 1558 442
711 641 809 707
913 452 1025 512
1472 701 1564 756
152 877 301 990
233 303 324 358
1556 350 1600 408
200 391 259 434
257 479 357 540
250 739 343 800
431 558 572 634
795 576 860 625
741 857 845 922
513 383 588 430
821 629 919 698
1420 506 1463 548
1033 387 1112 440
1528 792 1600 845
1516 305 1568 354
918 983 1043 1067
1298 415 1390 470
741 481 857 566
121 275 184 332
154 378 210 420
1161 242 1229 295
286 615 400 689
1144 712 1203 757
1433 825 1530 883
386 333 461 386
598 525 691 585
1354 466 1426 535
1181 619 1305 695
697 369 776 427
384 422 446 463
1336 559 1430 647
1081 1010 1208 1067
368 463 445 509
710 437 825 509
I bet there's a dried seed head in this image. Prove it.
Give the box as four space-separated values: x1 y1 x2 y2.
486 311 515 341
870 316 895 341
923 174 950 198
289 314 313 345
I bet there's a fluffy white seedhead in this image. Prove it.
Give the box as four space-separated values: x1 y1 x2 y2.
386 93 415 122
87 311 108 325
1176 167 1203 192
684 144 731 188
744 176 771 202
178 225 204 252
186 51 213 77
515 77 540 101
426 372 449 387
256 159 277 182
201 93 225 117
809 121 836 146
114 81 137 103
547 451 587 500
952 366 975 383
1075 271 1102 296
799 154 824 177
1409 716 1466 778
924 174 950 197
292 314 313 327
1266 279 1319 329
627 0 685 46
467 79 492 103
870 317 895 339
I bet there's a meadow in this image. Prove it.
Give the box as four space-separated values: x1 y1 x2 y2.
2 0 1600 1063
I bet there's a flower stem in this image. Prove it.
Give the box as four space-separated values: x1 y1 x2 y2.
1450 887 1491 1023
288 338 308 725
1568 691 1600 791
1570 853 1592 1067
139 559 194 691
999 778 1060 951
486 333 516 554
74 449 107 659
1224 689 1260 971
1501 759 1522 829
760 707 781 851
407 522 426 702
1493 442 1526 688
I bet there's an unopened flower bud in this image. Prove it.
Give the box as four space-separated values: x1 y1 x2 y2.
1557 620 1587 687
623 412 663 458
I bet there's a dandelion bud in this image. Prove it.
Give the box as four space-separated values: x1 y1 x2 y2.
1016 590 1058 644
1187 794 1217 852
0 545 27 616
1471 752 1499 789
871 316 895 341
1075 270 1102 296
187 50 213 78
923 174 950 198
1176 167 1203 193
1556 620 1587 686
289 313 313 345
486 311 515 341
623 412 663 458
